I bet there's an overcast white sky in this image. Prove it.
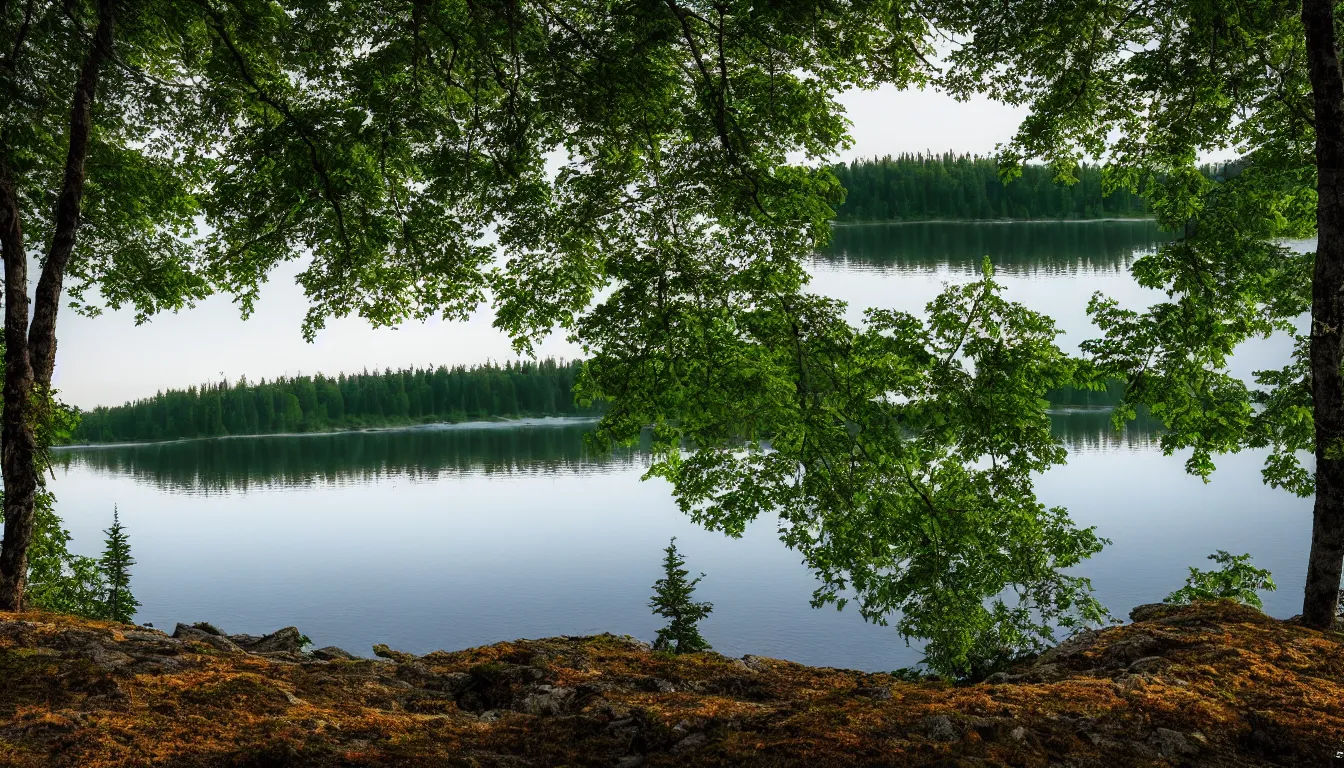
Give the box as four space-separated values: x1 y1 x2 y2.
54 87 1029 409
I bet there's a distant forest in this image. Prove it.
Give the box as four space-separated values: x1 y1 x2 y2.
70 360 597 444
69 353 1137 446
829 154 1150 222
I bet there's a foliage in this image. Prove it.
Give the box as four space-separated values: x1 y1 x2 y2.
14 491 107 618
98 507 139 623
649 538 713 654
71 359 596 443
1165 551 1277 610
5 0 1115 665
831 153 1148 222
588 261 1109 678
928 0 1344 623
933 1 1315 490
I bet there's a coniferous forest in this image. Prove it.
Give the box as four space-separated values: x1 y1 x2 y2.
69 360 596 444
829 154 1150 221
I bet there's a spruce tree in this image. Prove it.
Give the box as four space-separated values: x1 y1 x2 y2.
649 538 713 654
98 507 140 624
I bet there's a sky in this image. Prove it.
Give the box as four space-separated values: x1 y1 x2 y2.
54 87 1029 410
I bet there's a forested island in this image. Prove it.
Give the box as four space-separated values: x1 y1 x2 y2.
829 154 1151 222
68 365 1126 445
69 359 597 444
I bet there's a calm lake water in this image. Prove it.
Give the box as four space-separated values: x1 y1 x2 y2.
48 221 1314 672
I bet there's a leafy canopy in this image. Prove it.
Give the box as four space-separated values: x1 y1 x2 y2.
589 261 1109 677
8 0 1118 673
934 0 1316 492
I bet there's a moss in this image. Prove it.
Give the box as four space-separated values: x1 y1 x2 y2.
1 603 1342 766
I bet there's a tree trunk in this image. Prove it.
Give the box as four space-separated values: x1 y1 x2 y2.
1302 0 1344 628
0 0 113 611
0 171 38 612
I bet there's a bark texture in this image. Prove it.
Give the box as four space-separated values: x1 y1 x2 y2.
0 0 113 611
1302 0 1344 628
0 168 37 612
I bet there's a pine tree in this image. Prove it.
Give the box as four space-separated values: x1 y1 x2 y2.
98 507 140 624
649 538 713 654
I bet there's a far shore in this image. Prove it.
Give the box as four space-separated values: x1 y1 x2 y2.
52 414 603 451
830 216 1157 226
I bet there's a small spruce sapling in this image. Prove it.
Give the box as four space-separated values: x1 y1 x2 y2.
98 507 140 623
1165 551 1276 610
649 538 713 653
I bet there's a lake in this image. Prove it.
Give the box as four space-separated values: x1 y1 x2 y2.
48 220 1314 672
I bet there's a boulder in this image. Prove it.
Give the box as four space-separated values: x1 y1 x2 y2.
173 623 243 654
310 646 357 661
670 732 708 754
1129 603 1182 623
922 714 959 742
1150 727 1197 757
372 643 418 663
521 685 575 716
232 627 305 654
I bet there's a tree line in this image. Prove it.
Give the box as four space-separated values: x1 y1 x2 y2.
70 360 597 444
828 153 1150 222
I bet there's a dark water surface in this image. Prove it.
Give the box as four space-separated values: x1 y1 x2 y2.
50 221 1313 672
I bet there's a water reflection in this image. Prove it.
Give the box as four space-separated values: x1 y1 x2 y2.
53 419 636 494
58 411 1155 492
816 220 1171 275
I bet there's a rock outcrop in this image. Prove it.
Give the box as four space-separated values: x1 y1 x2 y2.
0 600 1340 766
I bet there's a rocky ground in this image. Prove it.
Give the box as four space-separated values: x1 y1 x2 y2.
0 600 1340 767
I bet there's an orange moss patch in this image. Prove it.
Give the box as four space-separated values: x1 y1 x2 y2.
0 601 1340 766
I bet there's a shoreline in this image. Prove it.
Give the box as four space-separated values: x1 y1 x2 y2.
830 216 1158 226
52 414 602 451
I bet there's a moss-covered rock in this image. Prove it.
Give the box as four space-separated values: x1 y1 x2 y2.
0 601 1339 766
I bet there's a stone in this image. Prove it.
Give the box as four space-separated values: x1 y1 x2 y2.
1129 603 1181 623
1035 627 1100 664
1127 656 1165 674
190 622 226 636
1150 727 1196 757
310 646 357 661
615 757 645 768
853 685 893 700
671 732 708 754
1010 726 1027 742
521 685 575 716
741 655 772 672
636 677 676 693
173 624 243 654
233 627 305 654
1102 632 1163 666
372 643 418 663
922 714 959 742
85 644 135 671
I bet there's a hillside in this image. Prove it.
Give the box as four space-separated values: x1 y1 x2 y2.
0 600 1339 766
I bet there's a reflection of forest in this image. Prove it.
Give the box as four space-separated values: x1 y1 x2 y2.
814 221 1171 276
1051 408 1161 453
59 411 1157 493
53 421 640 494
